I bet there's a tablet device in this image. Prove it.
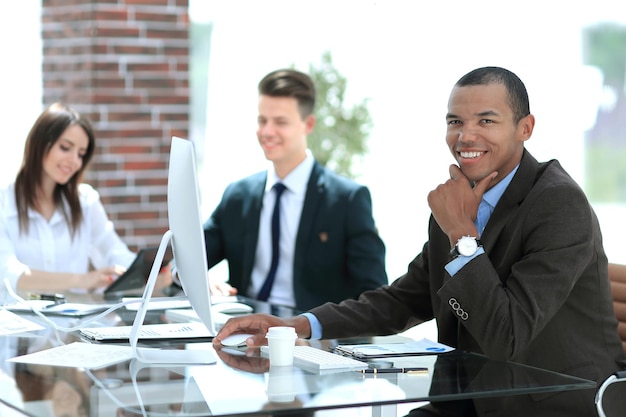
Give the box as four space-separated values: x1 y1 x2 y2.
103 246 172 298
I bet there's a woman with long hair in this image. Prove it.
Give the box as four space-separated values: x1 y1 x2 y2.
0 103 136 293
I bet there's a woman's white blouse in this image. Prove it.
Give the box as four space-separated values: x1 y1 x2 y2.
0 182 135 291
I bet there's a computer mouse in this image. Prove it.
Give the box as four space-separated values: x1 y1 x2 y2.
220 333 254 347
220 347 247 356
212 302 253 315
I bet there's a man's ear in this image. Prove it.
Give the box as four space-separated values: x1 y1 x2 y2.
518 114 535 143
305 114 315 135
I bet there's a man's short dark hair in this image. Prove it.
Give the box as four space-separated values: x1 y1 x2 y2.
456 66 531 123
258 69 316 119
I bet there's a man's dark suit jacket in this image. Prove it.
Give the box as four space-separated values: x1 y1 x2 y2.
310 150 625 416
203 161 387 311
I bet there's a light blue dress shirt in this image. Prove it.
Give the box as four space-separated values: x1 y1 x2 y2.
304 166 520 340
444 165 518 276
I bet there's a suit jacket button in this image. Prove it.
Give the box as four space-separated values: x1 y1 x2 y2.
448 298 468 320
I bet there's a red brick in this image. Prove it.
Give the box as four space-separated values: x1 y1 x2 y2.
124 161 167 171
42 0 189 248
127 63 171 72
118 211 160 220
92 62 121 71
93 10 129 21
94 79 126 89
126 0 171 5
135 12 179 23
95 27 141 38
111 45 160 55
107 112 152 122
146 29 188 40
91 95 143 105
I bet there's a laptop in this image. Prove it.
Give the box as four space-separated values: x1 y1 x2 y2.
103 246 173 298
79 322 215 343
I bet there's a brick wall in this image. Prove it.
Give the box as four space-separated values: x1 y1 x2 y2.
41 0 190 250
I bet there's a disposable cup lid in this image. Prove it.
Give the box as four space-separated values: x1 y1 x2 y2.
266 326 297 337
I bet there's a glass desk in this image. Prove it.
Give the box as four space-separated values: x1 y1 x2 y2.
0 295 596 416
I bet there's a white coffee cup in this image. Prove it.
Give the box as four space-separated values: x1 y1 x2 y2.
265 326 297 366
266 365 296 402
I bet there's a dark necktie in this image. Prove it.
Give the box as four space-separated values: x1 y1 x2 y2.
257 183 287 301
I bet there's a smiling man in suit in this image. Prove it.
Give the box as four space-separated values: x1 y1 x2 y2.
214 67 625 416
203 68 387 310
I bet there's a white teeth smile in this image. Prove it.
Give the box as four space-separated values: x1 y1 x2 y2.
460 151 483 159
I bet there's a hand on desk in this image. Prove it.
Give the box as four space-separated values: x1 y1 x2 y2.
18 265 128 293
215 347 270 373
210 280 237 297
213 314 311 348
84 265 128 291
153 261 174 292
18 261 173 294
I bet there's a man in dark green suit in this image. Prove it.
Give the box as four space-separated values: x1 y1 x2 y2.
203 69 386 310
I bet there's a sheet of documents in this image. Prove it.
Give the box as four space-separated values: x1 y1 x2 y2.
0 309 45 335
334 338 455 358
5 301 114 317
122 296 240 311
8 342 134 369
122 297 191 311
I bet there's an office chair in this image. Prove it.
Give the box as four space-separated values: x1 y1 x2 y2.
608 263 626 353
595 370 626 417
595 263 626 417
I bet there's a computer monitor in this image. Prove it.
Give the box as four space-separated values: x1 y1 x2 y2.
128 136 217 364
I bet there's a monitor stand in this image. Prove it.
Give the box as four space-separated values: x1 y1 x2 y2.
128 359 213 417
128 230 217 364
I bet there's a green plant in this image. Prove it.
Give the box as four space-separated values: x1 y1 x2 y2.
305 51 372 178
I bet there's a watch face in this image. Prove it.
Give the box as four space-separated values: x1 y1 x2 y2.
458 236 478 256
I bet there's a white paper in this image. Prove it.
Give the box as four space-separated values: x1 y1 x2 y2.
122 297 190 311
0 309 45 335
4 300 55 312
41 303 113 315
5 301 113 316
8 342 134 369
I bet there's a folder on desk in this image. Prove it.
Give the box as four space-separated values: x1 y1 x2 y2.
5 301 114 317
334 338 454 359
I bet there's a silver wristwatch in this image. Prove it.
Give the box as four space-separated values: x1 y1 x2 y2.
449 236 482 259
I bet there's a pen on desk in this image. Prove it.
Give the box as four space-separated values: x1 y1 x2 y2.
359 367 428 375
28 293 66 304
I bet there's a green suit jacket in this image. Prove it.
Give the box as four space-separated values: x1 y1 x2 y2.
203 161 387 310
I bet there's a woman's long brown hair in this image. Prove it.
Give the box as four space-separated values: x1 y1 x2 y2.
14 103 96 237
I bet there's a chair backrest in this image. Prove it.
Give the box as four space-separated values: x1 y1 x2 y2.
608 263 626 354
596 371 626 417
597 264 626 416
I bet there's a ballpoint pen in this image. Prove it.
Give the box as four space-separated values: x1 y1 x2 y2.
28 293 66 304
358 367 428 374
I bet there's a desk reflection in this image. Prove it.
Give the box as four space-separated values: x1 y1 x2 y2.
0 296 596 417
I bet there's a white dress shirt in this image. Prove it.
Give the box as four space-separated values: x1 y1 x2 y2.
248 152 315 307
0 182 135 294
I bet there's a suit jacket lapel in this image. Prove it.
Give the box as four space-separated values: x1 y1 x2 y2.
481 150 539 254
295 162 325 261
242 173 267 283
